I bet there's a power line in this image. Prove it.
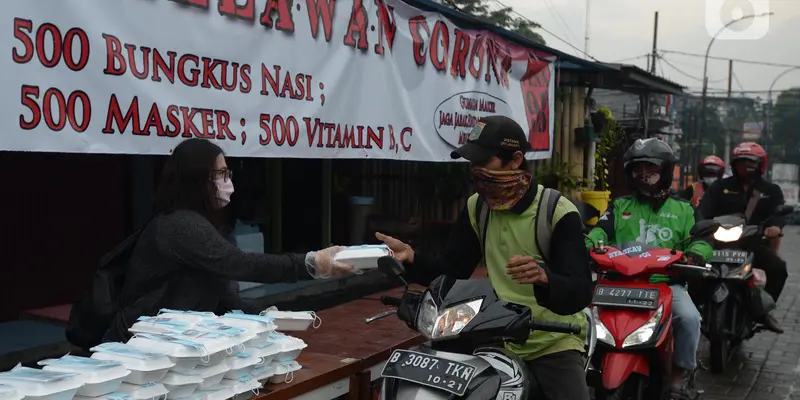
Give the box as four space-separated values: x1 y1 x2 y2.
658 56 727 83
661 50 800 69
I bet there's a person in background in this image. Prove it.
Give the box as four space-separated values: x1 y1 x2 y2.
586 138 711 400
682 155 726 206
698 142 786 333
377 116 593 400
104 138 353 342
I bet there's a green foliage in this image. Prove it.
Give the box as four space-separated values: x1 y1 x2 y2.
771 88 800 163
442 0 545 44
593 106 626 191
535 161 587 196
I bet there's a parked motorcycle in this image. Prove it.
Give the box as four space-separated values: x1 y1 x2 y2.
366 256 595 400
586 220 718 400
699 205 793 373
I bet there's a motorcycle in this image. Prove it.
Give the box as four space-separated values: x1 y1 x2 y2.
699 205 793 373
366 256 595 400
586 220 718 400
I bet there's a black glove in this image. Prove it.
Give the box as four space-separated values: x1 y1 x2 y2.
684 252 706 266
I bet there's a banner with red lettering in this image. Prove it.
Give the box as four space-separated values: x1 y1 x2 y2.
1 0 555 161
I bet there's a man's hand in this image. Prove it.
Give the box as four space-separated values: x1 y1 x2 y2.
375 232 415 263
506 255 548 285
765 226 782 238
681 252 706 266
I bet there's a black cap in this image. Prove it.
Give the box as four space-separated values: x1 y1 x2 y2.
450 115 532 163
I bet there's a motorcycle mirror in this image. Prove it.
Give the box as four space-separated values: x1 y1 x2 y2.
378 256 409 288
690 220 721 238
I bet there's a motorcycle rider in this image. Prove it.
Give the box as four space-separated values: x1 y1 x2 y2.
586 138 712 400
698 142 786 334
376 115 594 400
682 155 726 206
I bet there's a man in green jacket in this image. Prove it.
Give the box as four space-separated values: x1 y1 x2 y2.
586 138 712 400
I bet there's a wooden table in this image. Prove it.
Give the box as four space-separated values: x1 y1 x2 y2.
255 287 423 400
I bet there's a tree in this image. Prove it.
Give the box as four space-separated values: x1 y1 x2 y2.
442 0 546 44
770 88 800 163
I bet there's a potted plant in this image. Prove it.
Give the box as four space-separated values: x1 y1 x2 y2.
535 161 587 197
581 106 626 225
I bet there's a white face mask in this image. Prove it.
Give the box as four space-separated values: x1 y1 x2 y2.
702 177 718 186
214 178 234 208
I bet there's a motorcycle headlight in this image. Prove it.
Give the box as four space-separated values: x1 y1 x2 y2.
622 305 664 348
415 292 483 339
592 307 615 347
713 225 744 242
728 263 752 279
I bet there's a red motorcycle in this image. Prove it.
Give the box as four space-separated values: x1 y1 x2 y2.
586 221 718 400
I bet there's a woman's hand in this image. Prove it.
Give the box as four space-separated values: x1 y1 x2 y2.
310 246 355 278
375 232 415 263
506 255 548 285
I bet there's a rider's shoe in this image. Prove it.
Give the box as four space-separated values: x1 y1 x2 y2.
761 313 784 334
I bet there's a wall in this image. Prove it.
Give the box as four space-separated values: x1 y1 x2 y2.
0 153 127 320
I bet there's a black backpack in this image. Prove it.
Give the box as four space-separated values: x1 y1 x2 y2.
66 226 146 350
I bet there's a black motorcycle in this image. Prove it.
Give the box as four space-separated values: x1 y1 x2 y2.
366 256 593 399
699 205 793 373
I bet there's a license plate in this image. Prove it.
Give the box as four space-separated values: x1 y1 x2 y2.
711 250 748 264
381 350 476 396
593 286 659 309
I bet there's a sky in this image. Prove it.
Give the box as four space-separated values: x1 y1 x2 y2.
503 0 800 100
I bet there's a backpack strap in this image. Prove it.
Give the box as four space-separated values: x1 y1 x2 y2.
475 196 491 255
534 187 562 264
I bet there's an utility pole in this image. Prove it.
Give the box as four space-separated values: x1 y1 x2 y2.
585 0 596 188
643 11 659 137
724 59 733 165
651 12 659 74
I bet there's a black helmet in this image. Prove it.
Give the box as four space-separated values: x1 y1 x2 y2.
623 138 676 197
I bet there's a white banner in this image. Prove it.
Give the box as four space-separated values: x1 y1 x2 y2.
1 0 555 161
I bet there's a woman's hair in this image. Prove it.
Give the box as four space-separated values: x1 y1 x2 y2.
154 138 223 220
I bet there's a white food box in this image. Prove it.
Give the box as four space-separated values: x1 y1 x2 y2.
164 383 199 399
192 385 234 400
332 245 392 270
260 311 314 331
74 391 132 400
0 367 83 400
265 361 301 384
90 343 175 385
0 384 21 400
115 383 168 400
39 355 130 397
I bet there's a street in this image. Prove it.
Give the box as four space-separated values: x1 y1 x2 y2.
696 225 800 400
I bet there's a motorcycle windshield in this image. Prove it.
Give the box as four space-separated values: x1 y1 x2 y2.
713 214 746 228
428 276 499 310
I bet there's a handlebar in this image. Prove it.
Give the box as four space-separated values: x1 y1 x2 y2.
380 295 402 307
672 263 712 273
530 320 581 335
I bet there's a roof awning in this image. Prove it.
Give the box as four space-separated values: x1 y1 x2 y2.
560 62 685 95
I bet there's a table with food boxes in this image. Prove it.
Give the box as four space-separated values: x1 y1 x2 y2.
0 245 423 400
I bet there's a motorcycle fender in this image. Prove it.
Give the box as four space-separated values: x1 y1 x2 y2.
600 352 650 390
711 282 730 304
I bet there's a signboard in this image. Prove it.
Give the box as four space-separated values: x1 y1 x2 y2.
0 0 555 161
778 183 798 206
741 121 763 141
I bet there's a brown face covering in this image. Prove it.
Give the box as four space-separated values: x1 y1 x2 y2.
470 167 533 210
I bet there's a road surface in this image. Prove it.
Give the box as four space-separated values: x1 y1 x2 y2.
697 225 800 399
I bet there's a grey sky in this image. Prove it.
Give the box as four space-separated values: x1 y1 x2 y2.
504 0 800 100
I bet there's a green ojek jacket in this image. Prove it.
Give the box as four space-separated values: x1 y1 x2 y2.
586 195 713 282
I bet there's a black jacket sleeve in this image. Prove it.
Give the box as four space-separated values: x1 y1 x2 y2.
681 186 694 201
534 211 593 315
767 183 787 228
406 207 483 286
157 210 311 283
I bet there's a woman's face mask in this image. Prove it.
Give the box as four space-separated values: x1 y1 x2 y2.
702 177 718 186
631 163 663 197
470 167 532 210
214 178 234 208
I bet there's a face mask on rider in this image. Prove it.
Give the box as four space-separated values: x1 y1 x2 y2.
735 164 760 182
214 178 234 208
632 170 662 197
470 167 532 210
702 177 717 186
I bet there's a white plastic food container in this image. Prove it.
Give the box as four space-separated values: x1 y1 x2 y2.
267 333 307 362
167 350 230 374
265 361 301 384
126 328 251 364
74 391 132 400
163 383 199 399
129 316 196 335
248 364 276 382
157 310 218 324
192 385 233 400
332 244 391 270
90 343 175 385
172 361 231 389
116 382 168 400
0 367 84 400
218 314 277 335
244 341 281 365
0 384 21 400
260 311 315 331
39 355 130 397
162 371 203 400
218 379 261 397
223 352 263 381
